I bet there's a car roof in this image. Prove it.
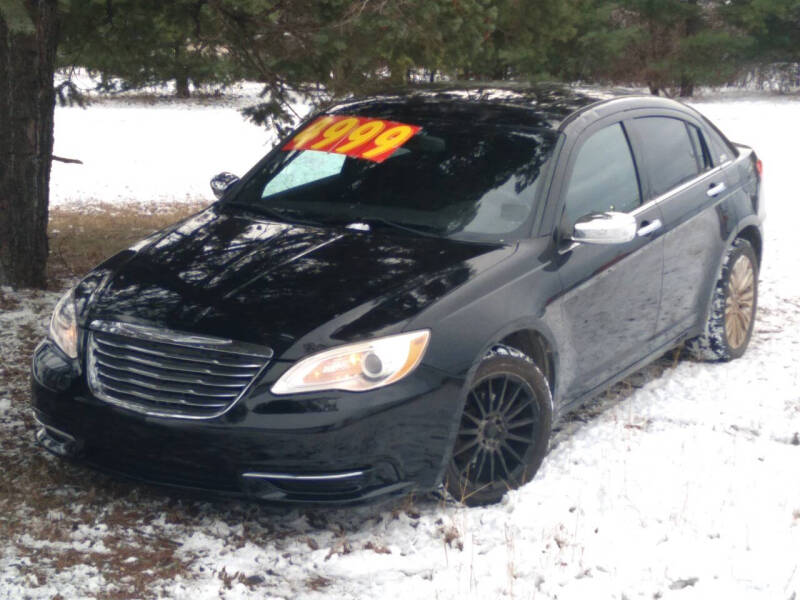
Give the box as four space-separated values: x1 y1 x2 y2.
327 82 685 131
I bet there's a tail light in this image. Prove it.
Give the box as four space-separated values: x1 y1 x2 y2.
756 158 763 177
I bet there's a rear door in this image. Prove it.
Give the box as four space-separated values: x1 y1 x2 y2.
549 119 664 400
627 115 732 342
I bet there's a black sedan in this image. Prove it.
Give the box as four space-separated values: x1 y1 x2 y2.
32 84 764 505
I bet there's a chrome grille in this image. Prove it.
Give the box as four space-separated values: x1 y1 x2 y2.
86 321 273 419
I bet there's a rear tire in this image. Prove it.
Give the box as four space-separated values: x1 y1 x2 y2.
446 346 552 506
687 238 758 361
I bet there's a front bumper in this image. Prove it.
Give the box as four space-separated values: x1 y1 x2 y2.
31 340 464 503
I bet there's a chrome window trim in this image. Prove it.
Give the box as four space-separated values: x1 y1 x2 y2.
86 321 273 421
566 162 732 227
631 160 733 218
557 152 733 252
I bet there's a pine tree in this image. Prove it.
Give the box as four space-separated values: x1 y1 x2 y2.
549 0 747 96
60 0 238 97
208 0 500 134
0 0 764 289
477 0 580 79
547 0 636 82
216 0 584 132
724 0 800 88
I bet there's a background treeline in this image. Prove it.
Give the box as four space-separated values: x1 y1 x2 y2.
59 0 800 130
2 0 800 288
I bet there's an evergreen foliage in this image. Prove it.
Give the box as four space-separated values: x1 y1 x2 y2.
48 1 800 111
5 0 800 288
210 0 583 131
726 0 800 62
724 0 800 88
59 0 239 97
547 0 748 96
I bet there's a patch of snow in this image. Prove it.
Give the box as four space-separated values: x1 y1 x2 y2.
56 68 269 105
51 103 277 208
50 75 318 210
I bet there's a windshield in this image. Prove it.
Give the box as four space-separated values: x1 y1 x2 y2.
226 114 559 243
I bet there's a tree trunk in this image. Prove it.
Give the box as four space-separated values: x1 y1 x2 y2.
679 76 694 97
0 1 59 289
174 43 191 98
175 74 191 98
679 0 699 98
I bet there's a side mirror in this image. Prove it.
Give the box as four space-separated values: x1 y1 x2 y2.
210 172 240 200
571 211 636 245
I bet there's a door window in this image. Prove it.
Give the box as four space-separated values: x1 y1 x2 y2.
634 117 703 198
563 123 641 226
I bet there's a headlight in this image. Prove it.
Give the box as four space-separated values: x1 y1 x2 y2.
271 330 430 395
49 289 78 359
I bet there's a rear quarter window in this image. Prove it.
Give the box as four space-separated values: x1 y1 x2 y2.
701 118 738 166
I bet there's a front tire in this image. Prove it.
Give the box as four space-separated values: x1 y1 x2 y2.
446 346 552 506
687 238 758 361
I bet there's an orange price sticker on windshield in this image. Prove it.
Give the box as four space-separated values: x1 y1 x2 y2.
284 115 421 163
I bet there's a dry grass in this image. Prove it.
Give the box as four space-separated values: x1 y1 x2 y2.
306 575 333 591
47 200 208 286
3 201 214 596
3 201 423 597
0 381 194 596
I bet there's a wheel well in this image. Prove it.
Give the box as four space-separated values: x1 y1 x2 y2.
736 226 762 267
498 330 555 393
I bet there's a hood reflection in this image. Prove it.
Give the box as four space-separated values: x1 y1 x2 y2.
88 206 505 357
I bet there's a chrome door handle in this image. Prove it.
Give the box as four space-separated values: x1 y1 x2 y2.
707 182 726 197
637 219 662 237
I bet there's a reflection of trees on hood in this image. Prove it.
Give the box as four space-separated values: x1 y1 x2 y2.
332 261 475 341
91 207 493 348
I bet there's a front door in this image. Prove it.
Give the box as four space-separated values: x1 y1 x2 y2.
550 121 664 400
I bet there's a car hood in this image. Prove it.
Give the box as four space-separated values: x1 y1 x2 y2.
85 206 512 359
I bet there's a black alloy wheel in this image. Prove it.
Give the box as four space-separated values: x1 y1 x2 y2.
446 347 552 506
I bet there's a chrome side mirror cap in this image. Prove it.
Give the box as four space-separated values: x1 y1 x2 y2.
210 172 240 200
571 211 637 245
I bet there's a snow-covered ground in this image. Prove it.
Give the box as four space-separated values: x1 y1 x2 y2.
1 93 799 599
50 100 276 209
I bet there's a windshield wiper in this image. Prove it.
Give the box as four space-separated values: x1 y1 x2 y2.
343 217 441 239
224 201 326 228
